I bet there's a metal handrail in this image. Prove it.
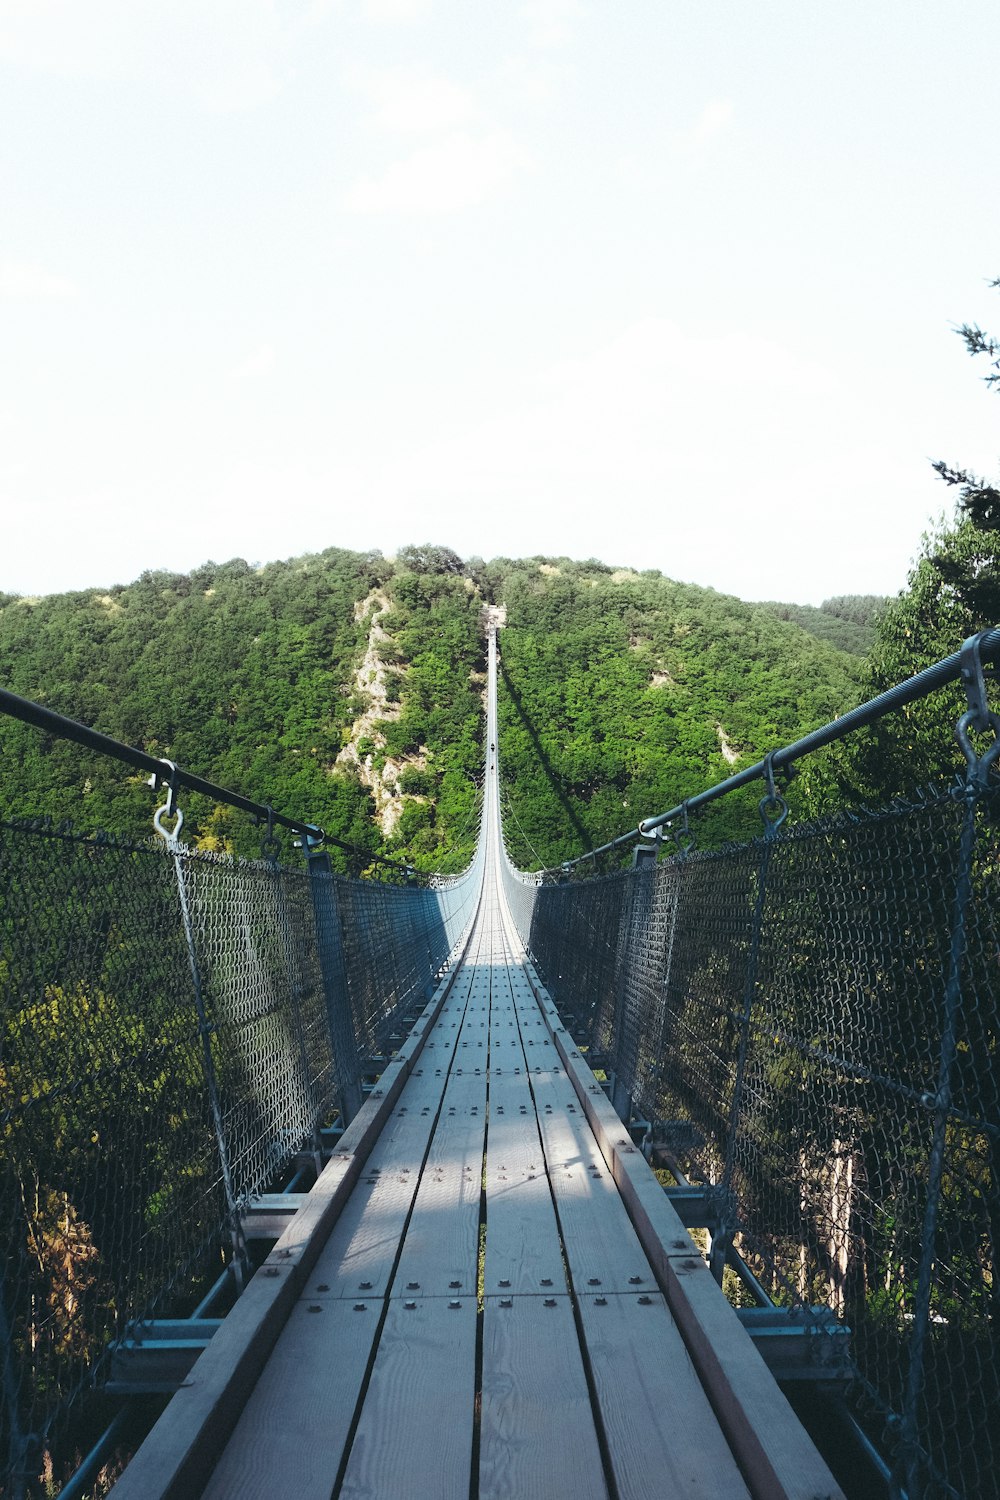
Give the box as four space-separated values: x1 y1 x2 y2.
0 685 417 872
537 626 1000 874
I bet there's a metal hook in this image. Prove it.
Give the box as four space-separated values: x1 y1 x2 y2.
959 631 993 732
671 802 697 857
150 759 184 843
954 632 1000 789
260 806 281 862
759 751 789 835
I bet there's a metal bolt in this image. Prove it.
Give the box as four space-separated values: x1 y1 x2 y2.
353 1303 367 1311
263 1267 279 1278
449 1301 461 1309
407 1281 420 1290
360 1280 372 1289
500 1298 513 1308
638 1296 652 1305
541 1278 553 1287
595 1297 607 1307
499 1279 511 1288
543 1298 557 1307
449 1280 461 1289
308 1304 322 1313
316 1283 330 1292
588 1278 600 1286
628 1276 642 1285
404 1301 417 1310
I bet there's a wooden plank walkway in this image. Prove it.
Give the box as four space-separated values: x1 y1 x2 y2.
112 634 845 1500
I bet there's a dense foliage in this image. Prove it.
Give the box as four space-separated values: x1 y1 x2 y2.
755 595 886 656
488 558 861 867
0 545 869 876
0 548 483 872
832 280 1000 800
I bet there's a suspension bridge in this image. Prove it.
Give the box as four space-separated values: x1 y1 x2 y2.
2 624 998 1498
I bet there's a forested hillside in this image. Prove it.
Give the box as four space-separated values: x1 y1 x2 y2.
0 547 483 872
489 559 861 865
755 595 886 656
0 545 864 871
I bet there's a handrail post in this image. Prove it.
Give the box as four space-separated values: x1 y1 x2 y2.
263 830 325 1177
305 846 362 1124
713 776 788 1286
169 844 250 1292
894 636 1000 1499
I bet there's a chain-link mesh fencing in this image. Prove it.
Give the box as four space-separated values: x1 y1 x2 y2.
1 817 481 1497
504 786 999 1500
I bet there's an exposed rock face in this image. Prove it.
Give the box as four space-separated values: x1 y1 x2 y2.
337 590 428 837
716 723 740 766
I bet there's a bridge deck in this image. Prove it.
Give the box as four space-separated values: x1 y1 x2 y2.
112 627 843 1500
195 881 754 1500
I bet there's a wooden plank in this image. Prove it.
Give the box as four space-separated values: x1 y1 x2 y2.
393 1070 486 1297
522 956 847 1500
305 1065 464 1299
201 1299 380 1500
484 1071 566 1296
339 1297 477 1500
529 1067 658 1295
649 1255 847 1500
480 1295 608 1500
578 1293 751 1500
109 939 480 1500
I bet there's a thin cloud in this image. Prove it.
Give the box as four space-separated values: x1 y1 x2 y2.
673 98 735 155
0 1 297 111
343 130 530 214
362 0 435 20
0 260 77 300
231 343 276 379
350 62 481 135
519 0 581 49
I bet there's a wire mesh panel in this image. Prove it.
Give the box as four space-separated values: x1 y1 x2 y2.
0 818 481 1496
515 789 1000 1500
0 823 231 1495
180 855 336 1208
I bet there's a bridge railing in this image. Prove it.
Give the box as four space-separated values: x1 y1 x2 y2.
0 699 483 1498
500 633 1000 1500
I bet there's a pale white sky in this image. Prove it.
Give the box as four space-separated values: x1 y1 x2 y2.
2 0 999 605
